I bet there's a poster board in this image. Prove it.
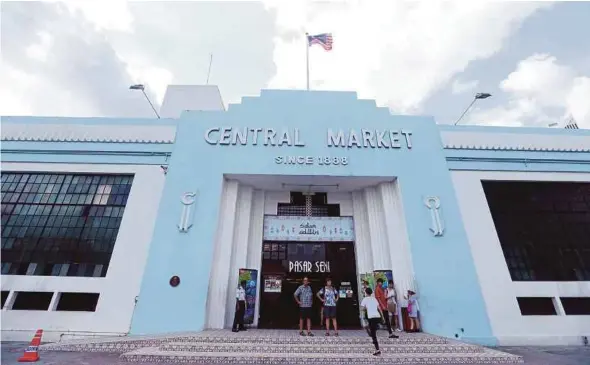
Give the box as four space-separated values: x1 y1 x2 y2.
373 270 394 290
238 268 258 325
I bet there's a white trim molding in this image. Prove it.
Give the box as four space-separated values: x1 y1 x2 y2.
1 123 176 144
442 131 590 152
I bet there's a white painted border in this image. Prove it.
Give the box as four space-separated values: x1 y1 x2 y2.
0 162 166 342
451 170 590 346
442 131 590 151
1 123 176 143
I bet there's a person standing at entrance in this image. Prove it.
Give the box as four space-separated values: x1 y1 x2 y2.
375 279 399 339
360 287 383 356
406 290 421 332
317 278 339 336
387 283 401 332
232 280 247 332
294 276 314 336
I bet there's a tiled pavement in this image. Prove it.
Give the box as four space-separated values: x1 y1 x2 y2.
2 330 590 365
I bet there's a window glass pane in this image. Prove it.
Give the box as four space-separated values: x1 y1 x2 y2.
1 173 134 278
483 181 590 282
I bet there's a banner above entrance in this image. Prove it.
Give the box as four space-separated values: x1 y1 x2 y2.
263 216 355 242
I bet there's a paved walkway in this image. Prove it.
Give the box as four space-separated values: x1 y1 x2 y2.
3 341 590 365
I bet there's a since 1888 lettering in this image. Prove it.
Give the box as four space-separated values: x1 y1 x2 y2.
274 156 349 166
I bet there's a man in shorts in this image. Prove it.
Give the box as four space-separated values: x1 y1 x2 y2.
294 276 314 336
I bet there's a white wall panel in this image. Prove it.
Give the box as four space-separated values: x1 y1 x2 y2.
205 180 239 329
0 163 165 342
328 192 353 216
225 186 254 327
263 191 290 215
452 170 590 345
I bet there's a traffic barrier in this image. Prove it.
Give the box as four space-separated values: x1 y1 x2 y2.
18 329 43 362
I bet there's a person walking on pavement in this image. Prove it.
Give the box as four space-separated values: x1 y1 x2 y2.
361 287 384 356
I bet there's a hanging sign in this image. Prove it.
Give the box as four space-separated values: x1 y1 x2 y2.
263 216 355 242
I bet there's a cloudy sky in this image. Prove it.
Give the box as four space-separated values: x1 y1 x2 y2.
1 0 589 128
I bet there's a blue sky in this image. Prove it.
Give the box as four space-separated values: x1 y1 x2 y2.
1 1 589 128
425 2 590 126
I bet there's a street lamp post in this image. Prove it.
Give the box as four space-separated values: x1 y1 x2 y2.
129 84 160 119
454 92 492 126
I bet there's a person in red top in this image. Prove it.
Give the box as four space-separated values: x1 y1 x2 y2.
375 279 399 339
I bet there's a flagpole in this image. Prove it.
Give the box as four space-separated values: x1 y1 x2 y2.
305 32 310 90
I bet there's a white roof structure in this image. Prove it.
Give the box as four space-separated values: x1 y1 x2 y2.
159 85 225 118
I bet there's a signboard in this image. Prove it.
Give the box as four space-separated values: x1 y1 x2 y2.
238 268 258 325
288 260 331 273
263 216 354 242
264 275 282 293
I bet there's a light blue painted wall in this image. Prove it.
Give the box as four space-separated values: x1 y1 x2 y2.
3 93 589 345
129 90 496 344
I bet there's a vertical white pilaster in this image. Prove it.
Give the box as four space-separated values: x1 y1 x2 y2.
365 187 391 270
205 179 239 329
246 190 265 327
381 180 415 304
225 185 254 327
352 191 372 273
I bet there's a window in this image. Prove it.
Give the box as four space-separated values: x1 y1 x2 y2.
516 297 557 315
56 292 100 312
1 291 9 308
560 297 590 315
11 291 53 310
1 173 134 278
278 192 341 217
262 242 287 261
482 181 590 281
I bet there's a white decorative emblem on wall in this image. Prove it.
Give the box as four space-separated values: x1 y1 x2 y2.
424 196 444 237
178 192 197 233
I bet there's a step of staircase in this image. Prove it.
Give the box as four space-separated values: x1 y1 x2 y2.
160 342 484 354
173 332 448 345
120 346 524 364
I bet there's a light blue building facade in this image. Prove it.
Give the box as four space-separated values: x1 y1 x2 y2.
2 88 589 345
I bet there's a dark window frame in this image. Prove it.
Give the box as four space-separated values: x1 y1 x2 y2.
483 181 590 282
1 173 134 278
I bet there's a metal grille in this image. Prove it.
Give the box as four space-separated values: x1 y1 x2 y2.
305 195 313 216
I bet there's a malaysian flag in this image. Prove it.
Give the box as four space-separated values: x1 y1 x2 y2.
307 33 333 51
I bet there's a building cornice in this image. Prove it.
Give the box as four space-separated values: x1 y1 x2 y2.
1 123 176 144
441 131 590 153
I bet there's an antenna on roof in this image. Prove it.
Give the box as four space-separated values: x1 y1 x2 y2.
206 54 213 85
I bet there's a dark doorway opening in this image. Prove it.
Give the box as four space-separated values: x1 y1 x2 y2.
259 241 360 329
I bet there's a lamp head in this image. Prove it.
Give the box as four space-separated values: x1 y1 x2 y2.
475 92 492 100
129 84 145 90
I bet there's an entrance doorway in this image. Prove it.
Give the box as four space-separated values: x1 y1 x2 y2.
259 242 360 329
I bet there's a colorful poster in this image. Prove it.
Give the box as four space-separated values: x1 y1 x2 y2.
373 270 394 290
359 273 375 299
238 268 258 325
264 275 282 293
263 216 355 242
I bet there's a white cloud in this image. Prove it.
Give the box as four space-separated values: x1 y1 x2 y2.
0 1 552 117
468 54 590 128
452 79 479 95
266 1 549 113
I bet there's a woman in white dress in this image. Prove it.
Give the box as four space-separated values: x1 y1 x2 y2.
386 285 400 332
